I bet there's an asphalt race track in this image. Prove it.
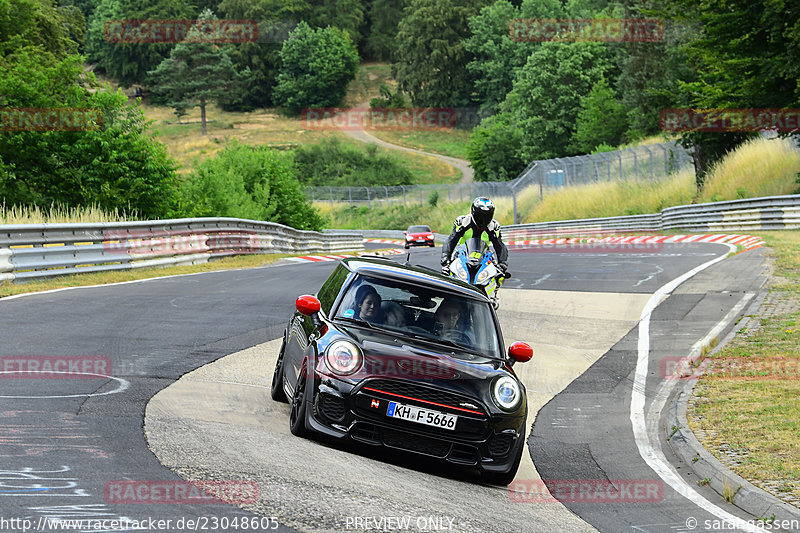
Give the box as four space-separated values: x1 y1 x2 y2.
0 242 770 532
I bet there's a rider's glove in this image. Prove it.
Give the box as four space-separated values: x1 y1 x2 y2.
499 263 509 277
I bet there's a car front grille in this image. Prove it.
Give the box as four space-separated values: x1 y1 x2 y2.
487 433 514 457
382 428 451 457
362 379 486 416
318 393 346 422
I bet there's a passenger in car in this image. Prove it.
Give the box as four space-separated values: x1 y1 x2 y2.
354 285 382 322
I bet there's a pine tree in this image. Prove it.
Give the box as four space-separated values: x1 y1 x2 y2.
147 9 248 135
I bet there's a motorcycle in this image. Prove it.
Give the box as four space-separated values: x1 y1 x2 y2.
446 236 507 309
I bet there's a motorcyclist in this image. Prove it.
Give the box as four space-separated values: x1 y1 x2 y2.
441 197 509 277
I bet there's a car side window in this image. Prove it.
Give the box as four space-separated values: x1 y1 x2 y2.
317 264 349 315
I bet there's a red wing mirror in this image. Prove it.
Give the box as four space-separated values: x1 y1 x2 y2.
508 342 533 363
296 295 321 316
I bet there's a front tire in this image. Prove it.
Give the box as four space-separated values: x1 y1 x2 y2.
289 365 309 437
270 332 288 403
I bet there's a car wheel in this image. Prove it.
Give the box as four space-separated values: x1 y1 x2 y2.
404 244 410 249
270 332 288 403
289 364 309 437
480 437 524 486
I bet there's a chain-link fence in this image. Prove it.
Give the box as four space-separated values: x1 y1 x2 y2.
305 141 693 223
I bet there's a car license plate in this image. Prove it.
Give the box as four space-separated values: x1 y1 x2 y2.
386 402 457 430
416 238 425 241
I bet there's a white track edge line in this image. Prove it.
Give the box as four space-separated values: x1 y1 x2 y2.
631 243 769 533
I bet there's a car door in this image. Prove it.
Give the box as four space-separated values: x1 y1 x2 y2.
284 264 351 397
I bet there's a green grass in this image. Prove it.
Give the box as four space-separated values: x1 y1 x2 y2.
688 230 800 503
368 128 472 160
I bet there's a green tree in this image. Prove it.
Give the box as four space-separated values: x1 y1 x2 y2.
217 0 311 110
394 0 485 107
656 0 800 184
273 21 359 115
467 112 527 181
0 0 84 57
615 0 698 141
86 0 194 86
178 141 323 231
148 9 248 135
502 41 618 161
309 0 366 45
0 49 178 217
364 0 406 60
571 77 627 153
464 0 563 115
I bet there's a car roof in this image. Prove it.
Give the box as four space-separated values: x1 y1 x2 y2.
340 256 487 300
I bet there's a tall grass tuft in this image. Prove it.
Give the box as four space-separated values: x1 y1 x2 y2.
699 137 800 202
521 168 696 223
0 203 136 224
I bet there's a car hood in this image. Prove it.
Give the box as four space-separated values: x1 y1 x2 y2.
338 326 508 384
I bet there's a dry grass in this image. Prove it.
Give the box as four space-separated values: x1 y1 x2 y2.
1 203 135 224
342 63 396 107
520 168 696 223
699 137 800 202
142 102 459 182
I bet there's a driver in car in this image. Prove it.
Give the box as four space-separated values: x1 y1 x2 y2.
433 298 474 345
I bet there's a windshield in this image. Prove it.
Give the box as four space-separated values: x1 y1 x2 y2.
407 225 431 233
334 274 502 359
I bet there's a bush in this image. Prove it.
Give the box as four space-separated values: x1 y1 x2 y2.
571 78 628 153
0 49 179 218
177 141 323 231
292 137 415 187
467 112 528 181
369 84 406 109
274 22 359 115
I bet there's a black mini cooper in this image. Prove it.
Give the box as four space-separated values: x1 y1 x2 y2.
270 256 533 485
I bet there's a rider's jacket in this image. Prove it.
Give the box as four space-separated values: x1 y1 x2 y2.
441 214 509 269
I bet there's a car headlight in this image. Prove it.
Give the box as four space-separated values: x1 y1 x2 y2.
492 375 521 410
475 267 491 285
452 260 469 281
325 340 363 375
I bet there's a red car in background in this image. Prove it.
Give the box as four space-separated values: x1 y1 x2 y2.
404 225 435 249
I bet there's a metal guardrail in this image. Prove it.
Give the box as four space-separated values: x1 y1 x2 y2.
0 218 363 283
323 228 449 242
501 194 800 240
